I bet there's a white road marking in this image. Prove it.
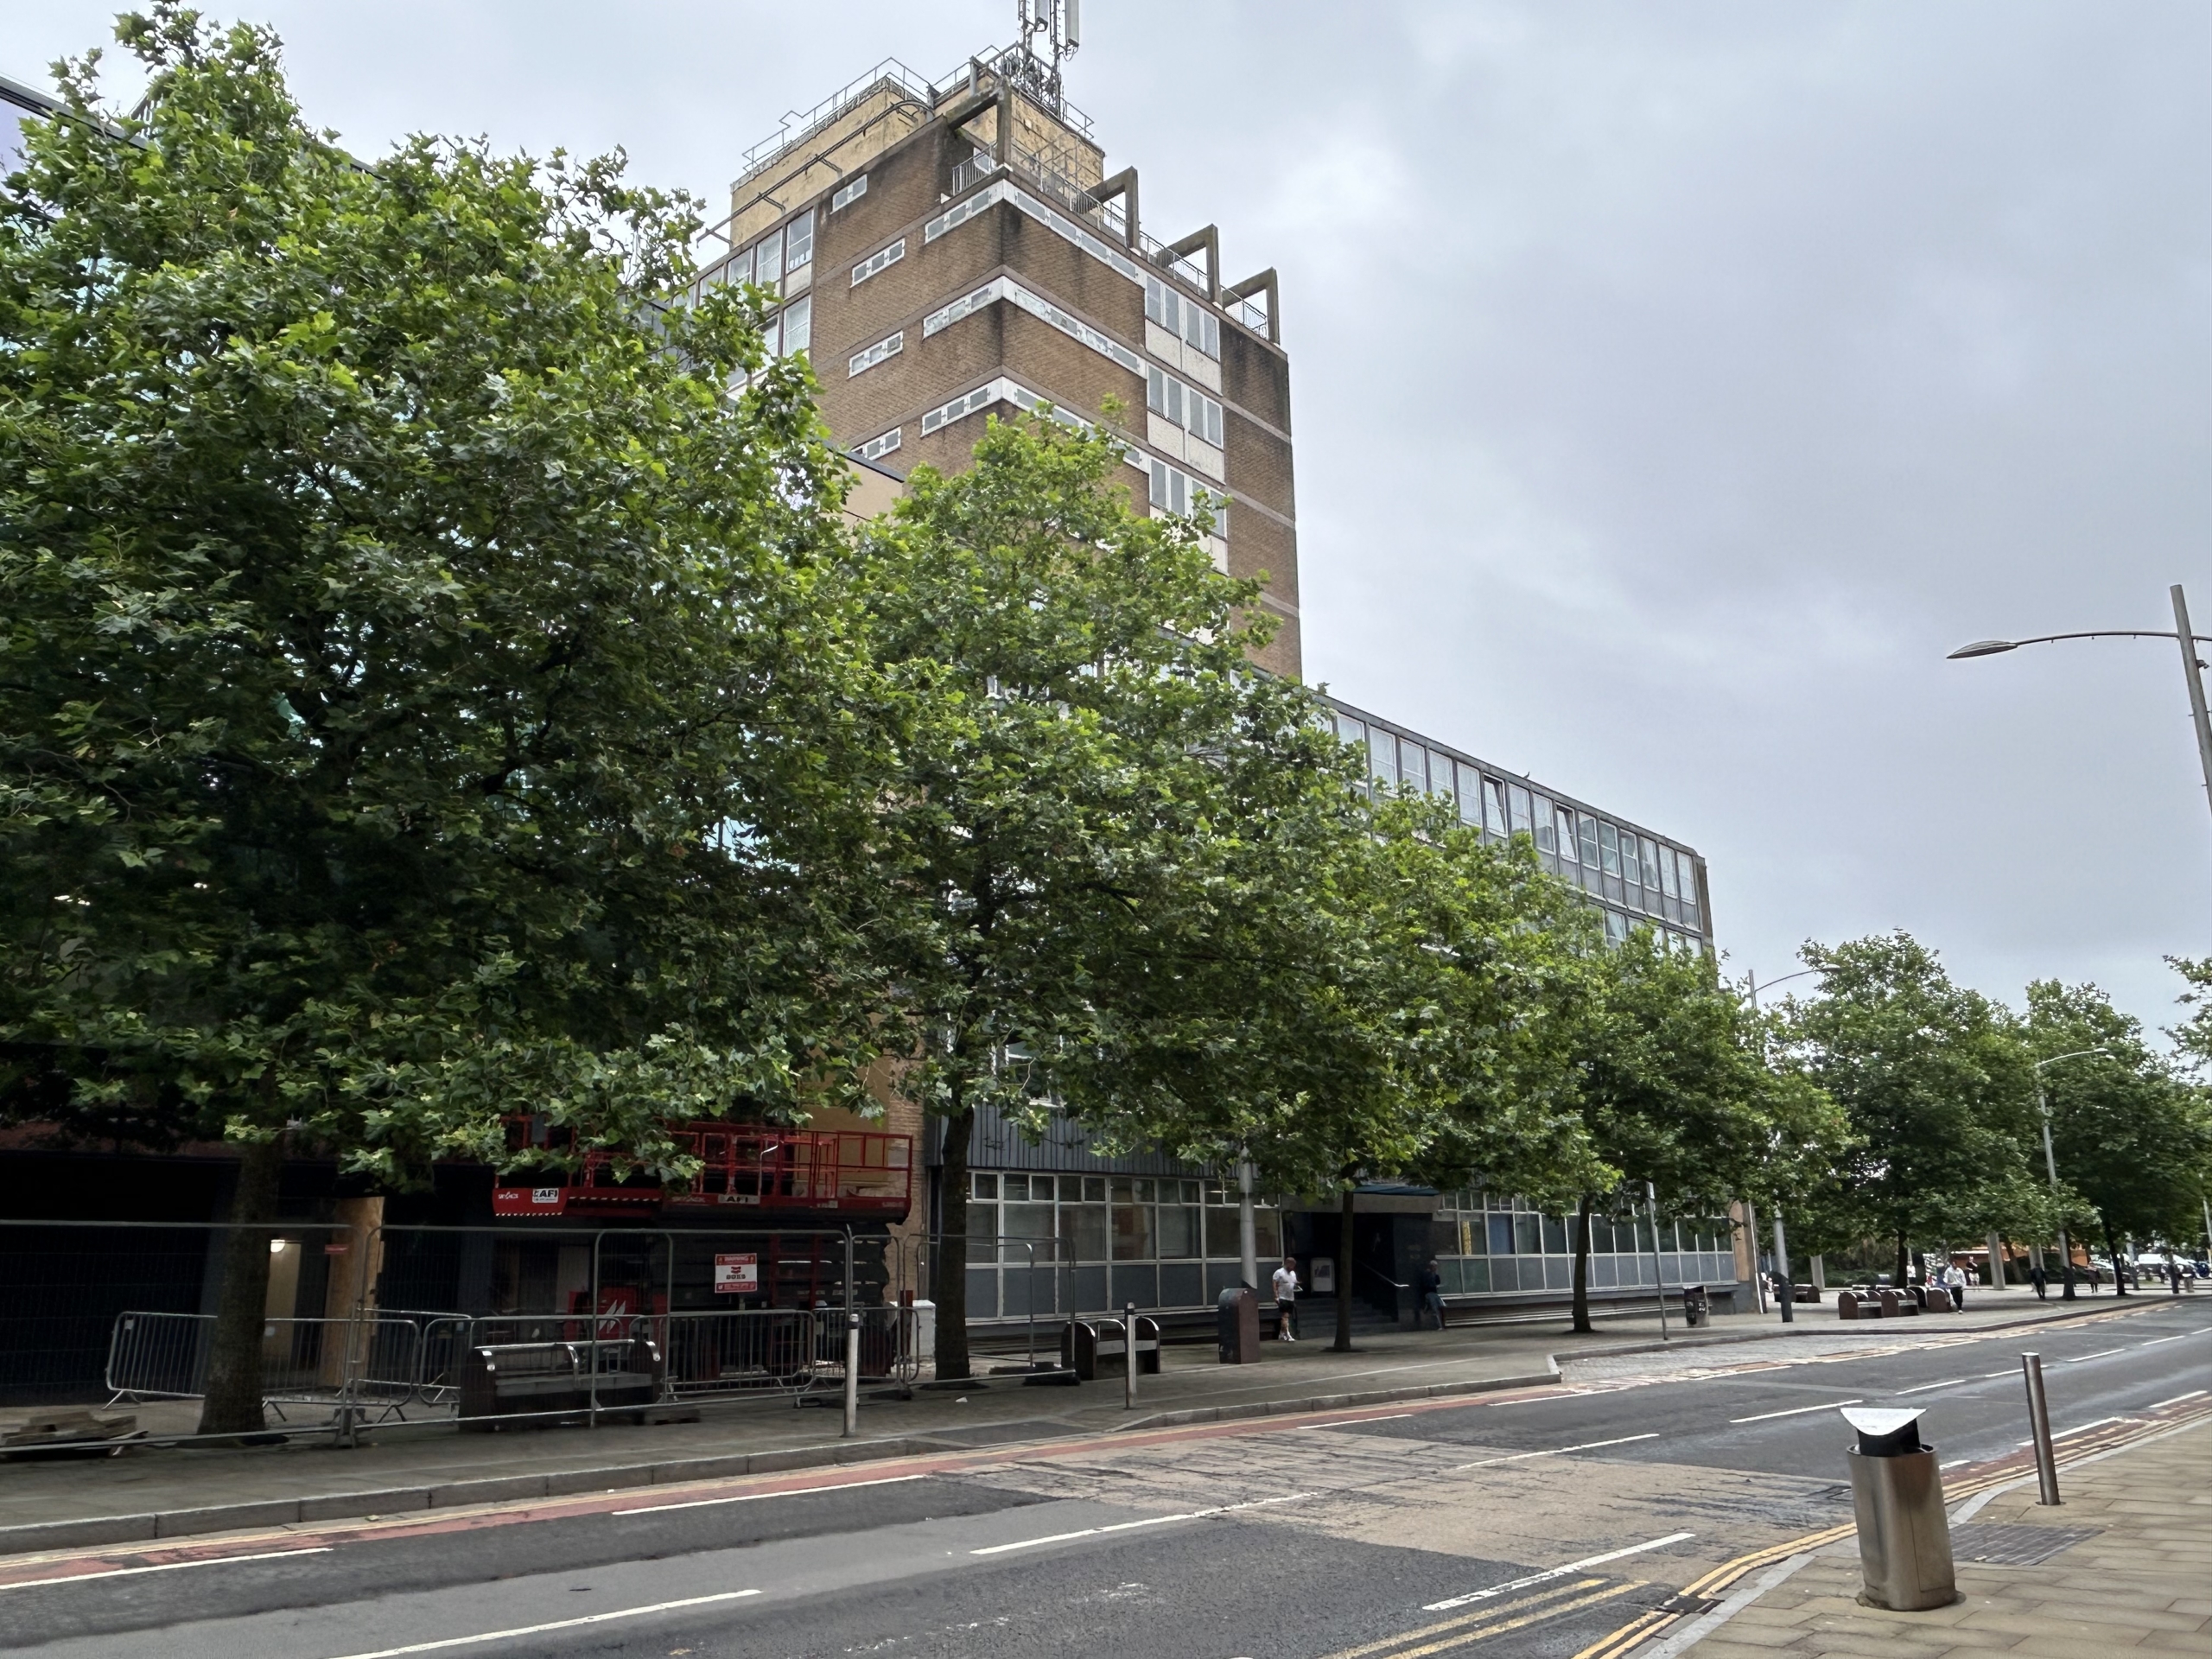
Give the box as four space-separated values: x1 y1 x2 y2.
1940 1459 1970 1469
969 1491 1314 1555
1422 1531 1696 1611
2016 1415 2133 1446
613 1473 927 1515
1449 1433 1657 1470
1299 1413 1415 1429
1729 1399 1861 1424
1895 1376 1970 1395
2068 1348 2126 1363
317 1590 760 1658
0 1547 330 1592
1980 1370 2018 1378
2141 1332 2192 1345
2150 1390 2207 1409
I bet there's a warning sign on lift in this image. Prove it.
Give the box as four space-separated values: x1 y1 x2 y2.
713 1253 759 1294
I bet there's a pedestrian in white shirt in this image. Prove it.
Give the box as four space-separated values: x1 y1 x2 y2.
1271 1255 1300 1342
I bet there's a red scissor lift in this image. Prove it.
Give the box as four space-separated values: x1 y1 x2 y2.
491 1119 912 1221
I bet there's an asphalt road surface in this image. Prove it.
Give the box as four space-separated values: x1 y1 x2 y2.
3 1295 2206 1659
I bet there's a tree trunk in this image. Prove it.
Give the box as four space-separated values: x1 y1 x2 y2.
197 1136 284 1436
930 1099 978 1380
1333 1185 1356 1353
2102 1216 2127 1296
1570 1196 1594 1334
1892 1230 1908 1289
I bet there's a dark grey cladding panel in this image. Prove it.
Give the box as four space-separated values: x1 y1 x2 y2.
925 1103 1200 1177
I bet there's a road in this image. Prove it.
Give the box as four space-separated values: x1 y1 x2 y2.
3 1295 2207 1659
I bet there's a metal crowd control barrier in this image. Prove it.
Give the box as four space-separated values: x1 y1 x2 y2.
106 1310 433 1422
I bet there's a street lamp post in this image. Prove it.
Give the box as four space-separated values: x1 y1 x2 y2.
1745 967 1819 1324
2032 1047 2107 1300
1948 583 2212 838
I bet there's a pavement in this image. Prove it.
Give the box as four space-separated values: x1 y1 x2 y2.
1666 1383 2212 1658
0 1282 2164 1560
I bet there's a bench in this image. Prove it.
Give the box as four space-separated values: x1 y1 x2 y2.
458 1337 662 1430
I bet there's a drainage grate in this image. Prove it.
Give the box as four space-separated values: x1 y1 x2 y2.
1950 1522 2101 1567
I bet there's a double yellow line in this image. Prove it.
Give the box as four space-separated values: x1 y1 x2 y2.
1315 1576 1646 1659
1570 1399 2212 1659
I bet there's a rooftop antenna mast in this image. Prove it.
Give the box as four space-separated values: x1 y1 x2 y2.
1010 0 1081 111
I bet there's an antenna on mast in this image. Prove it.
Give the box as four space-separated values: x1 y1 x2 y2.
1009 0 1081 111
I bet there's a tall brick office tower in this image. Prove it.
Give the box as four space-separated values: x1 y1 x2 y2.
694 46 1302 679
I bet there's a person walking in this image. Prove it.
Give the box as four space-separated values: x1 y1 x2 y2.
1417 1258 1445 1330
1271 1255 1300 1342
1942 1259 1966 1311
2030 1262 2048 1300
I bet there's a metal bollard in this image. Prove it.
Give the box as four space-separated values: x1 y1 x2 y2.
842 1312 860 1438
1124 1300 1137 1409
2021 1352 2060 1505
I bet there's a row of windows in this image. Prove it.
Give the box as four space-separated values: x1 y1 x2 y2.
921 273 1147 379
1333 713 1704 933
848 330 903 377
850 236 905 286
899 377 1227 550
966 1171 1281 1264
830 173 868 213
1147 364 1224 447
754 293 811 360
705 208 815 300
1146 276 1222 359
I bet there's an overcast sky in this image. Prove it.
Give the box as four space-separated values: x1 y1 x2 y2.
10 2 2209 1037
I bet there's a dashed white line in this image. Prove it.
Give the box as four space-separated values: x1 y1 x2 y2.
2150 1390 2207 1409
1894 1376 1970 1396
1423 1532 1696 1611
319 1590 761 1658
1729 1399 1862 1424
613 1472 927 1515
0 1547 330 1592
1450 1433 1658 1469
2068 1348 2126 1363
969 1491 1315 1555
2141 1332 2191 1346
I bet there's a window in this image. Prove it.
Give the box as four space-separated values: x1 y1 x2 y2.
785 210 813 276
830 174 868 212
853 429 902 462
1146 276 1222 359
1598 821 1621 877
1541 1215 1569 1255
1532 793 1556 855
1147 365 1224 446
1398 740 1427 794
851 237 905 286
1605 909 1630 945
1509 785 1534 838
779 294 810 358
1431 753 1455 809
1147 455 1224 529
1486 1215 1515 1255
1455 762 1483 826
1639 837 1662 893
1483 779 1508 837
1554 806 1580 862
757 311 779 356
753 226 785 294
1659 846 1680 899
970 1173 999 1200
1513 1213 1542 1255
1336 714 1366 755
1370 732 1397 791
848 330 903 377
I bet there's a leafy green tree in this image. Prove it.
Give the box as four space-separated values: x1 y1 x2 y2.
1777 932 2053 1284
853 408 1306 1378
1560 930 1840 1332
2029 979 2212 1282
1 12 879 1429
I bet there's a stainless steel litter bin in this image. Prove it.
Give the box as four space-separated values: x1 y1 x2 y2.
1842 1406 1959 1611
